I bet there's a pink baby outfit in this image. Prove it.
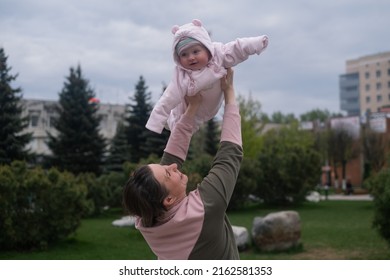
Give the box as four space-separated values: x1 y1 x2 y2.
145 19 268 134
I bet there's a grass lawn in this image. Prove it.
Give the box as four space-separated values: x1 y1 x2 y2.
0 200 389 260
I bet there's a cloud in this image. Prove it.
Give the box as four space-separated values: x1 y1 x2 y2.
1 0 389 117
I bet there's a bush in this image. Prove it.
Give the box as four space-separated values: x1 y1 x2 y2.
228 157 259 210
255 125 322 205
0 161 87 250
77 173 111 217
364 168 390 247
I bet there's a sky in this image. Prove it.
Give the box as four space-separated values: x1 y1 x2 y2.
1 0 389 117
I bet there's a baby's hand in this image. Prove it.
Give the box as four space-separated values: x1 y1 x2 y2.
262 36 269 48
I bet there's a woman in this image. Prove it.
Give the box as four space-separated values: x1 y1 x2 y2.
123 68 242 259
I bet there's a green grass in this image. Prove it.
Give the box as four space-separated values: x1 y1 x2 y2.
1 200 389 260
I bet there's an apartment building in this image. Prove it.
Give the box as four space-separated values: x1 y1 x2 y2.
20 99 126 155
340 51 390 116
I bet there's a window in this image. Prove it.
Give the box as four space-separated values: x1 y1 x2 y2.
99 114 108 128
365 72 370 79
365 84 370 91
377 82 382 90
377 95 383 102
388 81 390 88
49 116 57 128
388 68 390 76
28 110 41 127
366 96 371 103
345 86 358 91
376 70 381 78
30 115 39 127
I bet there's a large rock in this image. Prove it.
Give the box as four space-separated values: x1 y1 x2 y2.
232 225 250 251
251 211 301 252
306 191 321 202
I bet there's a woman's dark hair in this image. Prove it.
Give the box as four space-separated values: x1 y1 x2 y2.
123 165 169 227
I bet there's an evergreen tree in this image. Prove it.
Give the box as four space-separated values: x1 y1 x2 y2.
0 47 32 164
47 65 106 175
105 121 130 172
125 76 154 163
204 117 219 156
140 83 170 158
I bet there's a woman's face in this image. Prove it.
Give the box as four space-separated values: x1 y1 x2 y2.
148 163 188 201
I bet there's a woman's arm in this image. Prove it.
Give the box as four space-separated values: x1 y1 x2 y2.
160 93 202 167
220 68 242 147
199 68 243 209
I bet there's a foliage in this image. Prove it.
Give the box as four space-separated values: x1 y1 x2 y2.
364 167 390 247
105 121 131 172
204 117 220 156
46 65 106 175
299 108 342 122
327 124 360 183
0 47 32 164
228 157 259 210
76 173 111 217
0 161 87 250
255 124 322 205
182 154 213 191
361 126 389 178
124 76 154 163
270 111 297 124
238 95 265 159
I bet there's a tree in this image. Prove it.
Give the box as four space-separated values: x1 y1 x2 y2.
328 125 360 189
300 108 343 122
124 76 155 163
361 126 389 178
204 117 219 156
0 48 32 164
238 95 265 159
255 124 321 205
300 109 328 122
105 121 130 172
271 111 297 124
47 65 106 175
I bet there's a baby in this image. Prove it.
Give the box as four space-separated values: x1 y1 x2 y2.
145 19 268 134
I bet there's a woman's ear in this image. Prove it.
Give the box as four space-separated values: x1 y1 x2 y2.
163 196 175 208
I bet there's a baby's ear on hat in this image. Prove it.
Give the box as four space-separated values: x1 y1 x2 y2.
192 19 202 26
172 25 180 34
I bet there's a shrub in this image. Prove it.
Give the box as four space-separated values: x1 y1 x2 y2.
255 125 322 205
364 168 390 246
228 157 259 210
0 161 87 250
77 173 111 217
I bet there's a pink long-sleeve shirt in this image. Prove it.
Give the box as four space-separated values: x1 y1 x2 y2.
136 104 243 259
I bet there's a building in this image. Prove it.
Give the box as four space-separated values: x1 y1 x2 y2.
20 99 126 155
340 51 390 116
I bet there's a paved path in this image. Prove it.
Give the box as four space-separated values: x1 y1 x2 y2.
322 194 373 201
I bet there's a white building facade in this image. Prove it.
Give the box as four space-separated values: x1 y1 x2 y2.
20 99 126 155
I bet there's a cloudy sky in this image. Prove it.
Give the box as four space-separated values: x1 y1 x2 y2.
1 0 389 117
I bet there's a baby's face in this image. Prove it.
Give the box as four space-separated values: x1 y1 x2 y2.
179 44 210 71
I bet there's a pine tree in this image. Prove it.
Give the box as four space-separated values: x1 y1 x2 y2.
125 76 154 163
140 83 170 158
47 65 106 174
204 117 220 156
105 121 130 172
0 47 32 164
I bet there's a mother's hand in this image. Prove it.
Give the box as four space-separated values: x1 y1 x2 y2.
184 92 203 117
